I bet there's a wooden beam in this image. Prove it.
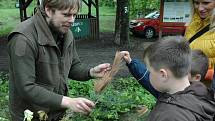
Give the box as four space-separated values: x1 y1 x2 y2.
90 0 97 7
88 0 92 17
19 0 24 21
159 0 164 40
21 0 33 9
19 0 34 21
82 0 89 6
95 0 99 40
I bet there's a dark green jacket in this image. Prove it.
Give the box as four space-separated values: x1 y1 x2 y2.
8 9 91 121
146 82 215 121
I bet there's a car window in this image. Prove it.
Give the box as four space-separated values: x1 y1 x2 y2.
153 14 159 19
145 11 159 19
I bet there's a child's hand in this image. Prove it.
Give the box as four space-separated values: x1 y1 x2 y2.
120 51 132 64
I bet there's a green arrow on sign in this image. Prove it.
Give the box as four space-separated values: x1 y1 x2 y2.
75 27 82 33
71 19 89 38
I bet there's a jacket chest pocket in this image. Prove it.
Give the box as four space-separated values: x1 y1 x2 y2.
38 46 59 64
36 46 60 85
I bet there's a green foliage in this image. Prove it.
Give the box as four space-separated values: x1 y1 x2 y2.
100 16 115 32
0 0 160 35
99 0 116 7
0 2 116 35
130 0 160 18
98 0 160 19
0 72 8 86
0 5 35 36
0 0 17 9
0 72 9 120
0 73 155 120
66 77 156 120
0 9 19 36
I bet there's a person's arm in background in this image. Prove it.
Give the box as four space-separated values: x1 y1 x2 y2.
120 51 160 98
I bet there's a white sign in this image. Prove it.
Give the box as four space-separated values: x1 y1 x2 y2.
163 0 191 23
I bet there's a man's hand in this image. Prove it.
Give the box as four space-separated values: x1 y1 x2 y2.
90 63 111 78
120 51 132 64
61 96 95 114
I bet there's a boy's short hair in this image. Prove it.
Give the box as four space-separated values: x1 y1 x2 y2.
42 0 81 12
143 36 191 78
191 50 209 81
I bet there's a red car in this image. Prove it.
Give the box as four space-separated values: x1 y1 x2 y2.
129 11 186 39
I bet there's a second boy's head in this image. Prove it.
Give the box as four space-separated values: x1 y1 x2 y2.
143 36 191 93
190 49 209 82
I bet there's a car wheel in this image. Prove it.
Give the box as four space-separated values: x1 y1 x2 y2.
144 28 154 39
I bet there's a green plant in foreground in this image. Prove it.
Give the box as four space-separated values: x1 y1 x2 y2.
0 72 10 120
66 77 156 120
0 73 156 121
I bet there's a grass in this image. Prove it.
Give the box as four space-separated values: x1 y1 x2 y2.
0 9 19 36
80 5 116 32
80 3 116 16
100 15 115 32
0 0 17 9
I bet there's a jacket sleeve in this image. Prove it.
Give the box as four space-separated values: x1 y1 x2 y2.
68 40 92 81
126 59 160 98
8 34 63 109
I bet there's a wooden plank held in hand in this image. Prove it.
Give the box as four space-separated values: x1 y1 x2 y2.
94 51 123 93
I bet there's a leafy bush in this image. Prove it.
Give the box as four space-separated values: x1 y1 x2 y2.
0 73 156 121
0 72 9 120
65 77 155 120
98 0 160 18
130 0 160 18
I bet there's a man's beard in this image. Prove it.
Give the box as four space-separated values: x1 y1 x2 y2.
49 19 65 35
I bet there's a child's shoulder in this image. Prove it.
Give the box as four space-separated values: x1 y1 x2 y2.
148 99 195 121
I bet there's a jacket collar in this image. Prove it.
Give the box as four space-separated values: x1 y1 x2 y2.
159 82 214 101
33 9 56 46
185 12 210 40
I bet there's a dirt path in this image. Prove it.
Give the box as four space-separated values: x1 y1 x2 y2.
0 33 156 77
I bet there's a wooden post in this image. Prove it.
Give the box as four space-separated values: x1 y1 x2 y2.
19 0 24 22
19 0 33 21
159 0 164 40
88 0 92 17
114 0 129 46
95 0 99 41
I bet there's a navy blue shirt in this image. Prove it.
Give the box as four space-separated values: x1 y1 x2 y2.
127 59 160 98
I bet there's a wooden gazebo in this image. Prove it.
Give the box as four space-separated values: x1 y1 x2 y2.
18 0 99 40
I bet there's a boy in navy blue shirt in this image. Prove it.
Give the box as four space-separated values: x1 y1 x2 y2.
121 45 209 98
120 36 215 121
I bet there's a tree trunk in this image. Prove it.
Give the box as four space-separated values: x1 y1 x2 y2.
114 0 130 46
114 0 120 45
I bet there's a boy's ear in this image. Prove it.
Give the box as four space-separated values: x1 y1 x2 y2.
159 69 168 81
192 74 201 82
